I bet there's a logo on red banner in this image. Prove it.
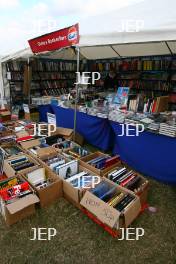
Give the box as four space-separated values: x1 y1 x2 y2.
28 23 79 53
68 26 78 44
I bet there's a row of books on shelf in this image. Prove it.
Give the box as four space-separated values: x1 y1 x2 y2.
5 57 176 73
6 61 26 72
95 79 171 91
31 80 74 90
32 60 77 72
118 72 170 81
7 72 24 81
32 72 75 81
30 83 70 96
43 88 69 96
96 72 174 84
42 80 74 89
90 58 176 72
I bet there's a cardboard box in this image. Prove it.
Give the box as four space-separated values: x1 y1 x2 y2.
64 193 82 210
21 166 63 207
122 163 149 205
0 177 39 226
15 130 30 138
0 129 14 137
3 154 40 177
19 138 40 151
0 134 16 145
52 140 80 154
80 177 141 232
107 163 149 205
19 138 58 159
36 151 70 171
51 127 84 146
58 150 75 161
2 121 27 135
15 131 34 143
60 161 101 206
1 142 24 157
0 110 11 122
0 128 15 145
63 145 91 159
79 152 121 176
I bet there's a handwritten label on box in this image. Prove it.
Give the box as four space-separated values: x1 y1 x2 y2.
80 191 120 229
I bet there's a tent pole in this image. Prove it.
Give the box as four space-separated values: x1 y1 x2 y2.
27 57 31 105
0 61 5 109
73 46 80 140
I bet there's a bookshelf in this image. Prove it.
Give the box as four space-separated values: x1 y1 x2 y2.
5 56 176 111
5 58 81 104
30 59 78 97
89 55 176 111
6 60 28 106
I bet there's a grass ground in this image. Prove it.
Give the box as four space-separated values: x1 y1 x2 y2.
0 177 176 264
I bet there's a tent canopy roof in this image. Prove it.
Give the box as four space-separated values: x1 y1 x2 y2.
1 47 79 62
1 0 176 61
79 0 176 58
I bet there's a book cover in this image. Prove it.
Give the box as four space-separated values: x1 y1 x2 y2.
113 87 130 106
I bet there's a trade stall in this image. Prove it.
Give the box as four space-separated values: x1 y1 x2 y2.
38 0 176 183
1 0 176 183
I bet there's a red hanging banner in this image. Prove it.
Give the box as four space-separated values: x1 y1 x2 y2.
28 23 79 53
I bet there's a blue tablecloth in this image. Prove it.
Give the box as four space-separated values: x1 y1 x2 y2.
39 104 176 184
38 104 53 122
51 105 114 151
110 121 176 184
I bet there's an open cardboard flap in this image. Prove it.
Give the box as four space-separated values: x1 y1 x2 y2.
51 127 84 145
63 180 79 203
52 127 73 137
6 194 39 214
3 154 39 177
36 146 57 157
0 111 11 116
26 167 46 185
123 196 141 227
80 191 120 229
16 130 30 138
20 138 40 149
3 160 16 177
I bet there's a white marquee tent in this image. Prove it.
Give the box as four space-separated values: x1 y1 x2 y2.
1 0 176 100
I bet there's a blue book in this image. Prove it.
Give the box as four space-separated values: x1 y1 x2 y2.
113 87 129 105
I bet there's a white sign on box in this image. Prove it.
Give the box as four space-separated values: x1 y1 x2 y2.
23 104 30 113
47 113 56 126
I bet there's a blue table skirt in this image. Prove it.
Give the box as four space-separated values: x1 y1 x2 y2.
38 104 53 122
110 121 176 184
39 104 176 184
51 105 114 151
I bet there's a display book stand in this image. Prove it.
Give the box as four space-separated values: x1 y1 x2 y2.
5 60 29 108
89 55 176 111
4 56 85 107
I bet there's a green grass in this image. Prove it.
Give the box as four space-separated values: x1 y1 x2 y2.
0 178 176 264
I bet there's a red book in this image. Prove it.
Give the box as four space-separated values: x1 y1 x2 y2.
152 100 157 113
120 174 136 187
16 136 33 142
105 155 120 168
